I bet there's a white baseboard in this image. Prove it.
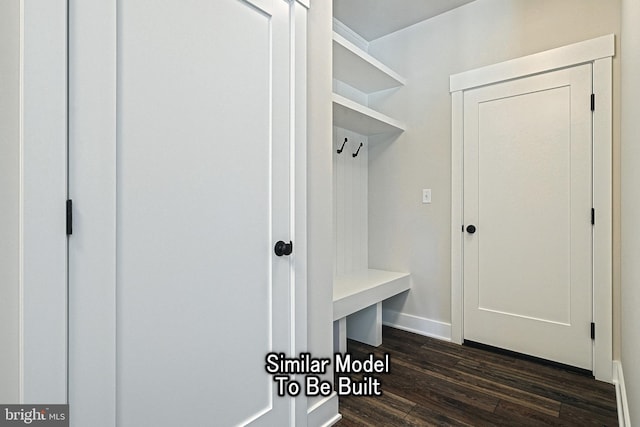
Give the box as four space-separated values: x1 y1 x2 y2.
382 309 451 342
613 360 631 427
307 392 341 427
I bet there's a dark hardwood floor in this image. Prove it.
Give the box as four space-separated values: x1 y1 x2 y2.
334 326 618 426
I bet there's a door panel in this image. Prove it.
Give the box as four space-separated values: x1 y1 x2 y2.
463 64 593 370
116 0 291 425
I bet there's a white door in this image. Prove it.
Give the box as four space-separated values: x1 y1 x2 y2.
72 0 295 425
463 64 593 370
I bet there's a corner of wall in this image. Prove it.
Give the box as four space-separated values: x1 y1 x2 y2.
613 360 631 426
382 309 451 341
621 0 640 424
306 0 339 422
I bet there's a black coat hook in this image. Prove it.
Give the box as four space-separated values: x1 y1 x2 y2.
337 137 347 154
352 142 363 158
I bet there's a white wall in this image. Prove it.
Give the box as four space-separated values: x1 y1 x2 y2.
0 0 21 403
306 0 337 416
621 0 640 422
366 0 621 353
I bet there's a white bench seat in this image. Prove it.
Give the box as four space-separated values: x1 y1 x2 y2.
333 269 410 352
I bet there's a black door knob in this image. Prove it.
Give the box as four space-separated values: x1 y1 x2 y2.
274 240 293 256
466 225 476 234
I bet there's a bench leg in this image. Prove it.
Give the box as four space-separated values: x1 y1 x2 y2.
346 302 382 347
333 317 347 353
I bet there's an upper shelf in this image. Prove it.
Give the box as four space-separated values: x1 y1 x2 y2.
333 32 407 94
333 94 406 135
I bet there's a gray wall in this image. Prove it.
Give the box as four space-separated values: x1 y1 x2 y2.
366 0 621 356
0 0 21 403
621 0 640 422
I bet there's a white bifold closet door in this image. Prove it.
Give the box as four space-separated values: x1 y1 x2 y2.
463 64 593 370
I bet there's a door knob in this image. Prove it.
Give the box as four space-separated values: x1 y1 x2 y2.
274 240 293 256
466 225 476 234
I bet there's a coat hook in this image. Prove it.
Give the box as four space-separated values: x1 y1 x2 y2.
352 142 363 158
337 137 347 154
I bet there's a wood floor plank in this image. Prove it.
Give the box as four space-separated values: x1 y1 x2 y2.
334 327 618 427
389 350 562 416
492 400 571 427
370 360 501 413
403 404 474 427
337 388 415 426
350 342 504 412
559 402 619 426
343 341 506 414
345 336 562 417
386 386 530 427
455 358 617 410
451 358 615 415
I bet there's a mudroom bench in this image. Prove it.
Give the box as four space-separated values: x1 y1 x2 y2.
333 269 410 352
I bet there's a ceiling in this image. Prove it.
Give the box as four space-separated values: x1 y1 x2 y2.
333 0 477 41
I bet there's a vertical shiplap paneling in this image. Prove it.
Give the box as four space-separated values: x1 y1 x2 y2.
351 135 360 272
336 126 346 276
335 127 345 276
359 139 368 271
348 132 356 273
334 126 369 276
333 126 340 277
343 129 354 274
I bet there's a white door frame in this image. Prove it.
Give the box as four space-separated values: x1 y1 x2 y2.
450 34 614 382
67 1 309 426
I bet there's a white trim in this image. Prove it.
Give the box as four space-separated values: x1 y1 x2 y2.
18 0 25 403
450 34 614 92
307 393 341 427
613 360 631 427
592 56 613 382
450 35 614 381
292 1 309 425
450 90 464 345
332 18 368 52
382 310 452 342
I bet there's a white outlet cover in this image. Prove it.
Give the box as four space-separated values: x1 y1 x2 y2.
422 189 432 204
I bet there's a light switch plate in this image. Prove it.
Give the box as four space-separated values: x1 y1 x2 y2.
422 189 432 204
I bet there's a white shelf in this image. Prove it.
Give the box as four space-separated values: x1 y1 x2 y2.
333 269 410 321
332 93 406 136
333 32 406 93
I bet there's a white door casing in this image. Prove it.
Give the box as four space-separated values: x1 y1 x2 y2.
462 64 593 370
68 1 309 426
451 35 614 381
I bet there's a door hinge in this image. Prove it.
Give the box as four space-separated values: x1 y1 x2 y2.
591 322 595 340
591 93 595 111
591 208 595 225
66 199 73 235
